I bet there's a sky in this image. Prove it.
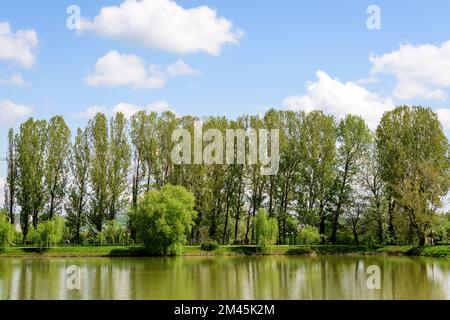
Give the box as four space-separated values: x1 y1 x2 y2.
2 0 450 204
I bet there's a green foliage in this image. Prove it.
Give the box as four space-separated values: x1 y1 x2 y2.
0 211 15 246
103 220 126 245
36 217 64 247
135 185 197 255
298 225 321 245
65 127 90 243
107 112 131 221
15 118 47 239
254 208 278 251
88 113 109 233
4 106 450 248
44 116 71 220
376 106 450 245
201 241 219 251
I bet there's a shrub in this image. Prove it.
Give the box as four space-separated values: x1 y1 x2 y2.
0 211 15 246
103 220 125 245
201 241 219 251
298 225 321 245
37 217 64 247
135 185 197 256
27 226 40 245
254 208 278 252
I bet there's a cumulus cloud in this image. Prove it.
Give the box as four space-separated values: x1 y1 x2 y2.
85 51 198 89
113 100 174 118
166 59 199 76
74 101 174 120
370 40 450 101
73 105 109 119
283 71 394 129
355 77 380 85
81 0 241 55
0 99 32 124
0 21 38 68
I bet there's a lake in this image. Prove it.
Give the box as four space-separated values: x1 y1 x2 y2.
0 256 449 300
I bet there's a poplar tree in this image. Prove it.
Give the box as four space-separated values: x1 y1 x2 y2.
5 128 17 224
44 116 71 220
88 113 109 233
107 112 131 221
66 128 90 243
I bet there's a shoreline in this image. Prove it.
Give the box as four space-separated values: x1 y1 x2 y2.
1 245 449 258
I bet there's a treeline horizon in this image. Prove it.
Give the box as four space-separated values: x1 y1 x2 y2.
2 105 450 246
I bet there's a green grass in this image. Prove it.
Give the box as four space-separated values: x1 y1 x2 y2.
0 244 449 258
407 245 450 257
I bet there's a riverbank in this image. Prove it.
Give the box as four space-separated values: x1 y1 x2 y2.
1 244 450 258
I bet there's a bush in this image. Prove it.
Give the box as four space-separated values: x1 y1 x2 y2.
201 241 219 251
298 225 321 245
254 208 278 252
0 211 15 246
103 220 125 245
37 217 64 247
135 185 197 256
27 226 40 245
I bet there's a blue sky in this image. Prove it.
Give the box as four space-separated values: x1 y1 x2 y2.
1 0 450 197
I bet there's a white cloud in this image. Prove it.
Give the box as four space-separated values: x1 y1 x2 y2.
0 21 38 68
0 73 26 86
283 70 394 129
113 100 175 118
75 101 175 120
355 77 380 85
85 51 198 89
85 51 165 89
370 40 450 101
0 99 32 124
73 105 109 119
166 59 199 76
436 108 450 130
81 0 241 55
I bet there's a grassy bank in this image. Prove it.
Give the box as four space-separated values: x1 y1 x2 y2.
1 244 450 258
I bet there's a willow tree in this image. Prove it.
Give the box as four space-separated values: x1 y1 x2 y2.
376 106 450 245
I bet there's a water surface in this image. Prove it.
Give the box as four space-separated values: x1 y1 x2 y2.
1 256 449 300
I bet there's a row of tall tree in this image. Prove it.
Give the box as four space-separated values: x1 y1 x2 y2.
3 106 450 245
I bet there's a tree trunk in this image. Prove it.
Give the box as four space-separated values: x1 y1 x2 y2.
234 189 242 244
244 207 252 244
352 227 359 245
319 214 326 244
376 200 383 243
222 192 230 244
387 197 396 244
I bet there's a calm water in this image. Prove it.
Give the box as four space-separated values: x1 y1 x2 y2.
0 256 450 300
